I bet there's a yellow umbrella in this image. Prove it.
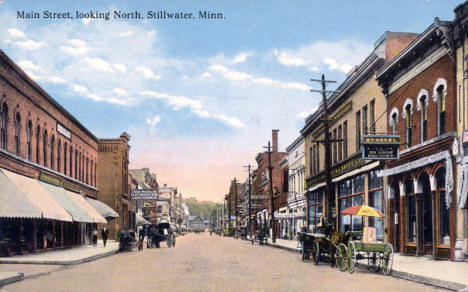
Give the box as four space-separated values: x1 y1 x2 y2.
341 205 384 218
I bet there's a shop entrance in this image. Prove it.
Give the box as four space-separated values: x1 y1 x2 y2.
420 173 433 255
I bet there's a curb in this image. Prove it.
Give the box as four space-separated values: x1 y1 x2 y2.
0 249 119 266
260 239 467 291
0 272 24 287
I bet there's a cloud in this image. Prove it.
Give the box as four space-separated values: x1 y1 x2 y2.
182 75 189 80
119 31 134 37
72 84 88 95
296 106 318 119
146 115 161 126
83 57 114 72
135 66 161 80
209 64 309 91
113 87 127 96
141 90 244 128
113 64 127 73
233 52 254 64
13 40 45 50
274 40 371 73
82 18 92 25
47 76 67 84
17 60 40 72
7 28 26 38
201 72 211 78
60 39 90 56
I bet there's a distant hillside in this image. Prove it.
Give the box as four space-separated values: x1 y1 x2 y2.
183 197 218 218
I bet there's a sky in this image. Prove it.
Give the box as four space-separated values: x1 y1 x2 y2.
0 0 462 201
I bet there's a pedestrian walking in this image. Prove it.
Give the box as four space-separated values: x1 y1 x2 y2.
92 227 98 247
101 226 109 247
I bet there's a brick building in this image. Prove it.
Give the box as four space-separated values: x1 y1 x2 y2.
0 49 106 255
226 179 242 227
377 21 457 259
254 129 287 238
301 32 417 236
97 133 134 239
129 167 159 223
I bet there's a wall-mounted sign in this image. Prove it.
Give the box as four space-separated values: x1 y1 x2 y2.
362 135 400 160
57 123 72 140
131 189 158 200
39 172 63 187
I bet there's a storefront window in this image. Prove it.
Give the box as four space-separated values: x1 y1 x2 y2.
308 191 322 230
407 195 416 243
368 170 383 239
437 169 450 245
339 176 363 233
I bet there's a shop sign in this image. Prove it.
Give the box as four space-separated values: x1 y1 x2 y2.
63 180 81 193
131 189 158 200
56 123 72 140
39 172 63 187
362 135 400 160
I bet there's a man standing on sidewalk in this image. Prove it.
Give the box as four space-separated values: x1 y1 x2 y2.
101 226 108 247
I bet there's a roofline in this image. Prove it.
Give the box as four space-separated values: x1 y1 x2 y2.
286 135 304 153
376 20 451 79
0 49 98 142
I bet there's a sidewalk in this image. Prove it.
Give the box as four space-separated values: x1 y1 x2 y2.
251 236 468 291
0 240 118 265
0 240 119 287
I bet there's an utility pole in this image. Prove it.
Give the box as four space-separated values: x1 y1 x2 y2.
310 74 339 227
233 178 238 228
244 164 253 244
263 141 276 243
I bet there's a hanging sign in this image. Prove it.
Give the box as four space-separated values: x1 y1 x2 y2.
362 135 400 160
131 189 158 200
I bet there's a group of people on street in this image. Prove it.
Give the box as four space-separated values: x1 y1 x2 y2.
91 225 109 247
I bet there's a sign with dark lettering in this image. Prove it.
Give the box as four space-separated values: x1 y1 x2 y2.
362 135 400 160
131 189 158 200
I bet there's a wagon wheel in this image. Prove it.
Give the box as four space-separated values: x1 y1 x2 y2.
336 243 348 272
381 244 394 276
347 241 356 274
166 236 172 248
313 241 320 265
367 252 381 272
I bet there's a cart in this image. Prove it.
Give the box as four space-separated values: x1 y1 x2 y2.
298 232 327 264
339 241 394 275
337 205 394 275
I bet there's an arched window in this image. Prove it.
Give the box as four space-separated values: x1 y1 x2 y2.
57 140 61 173
70 146 73 177
14 112 21 156
43 130 48 167
90 159 93 186
437 86 446 135
78 152 82 181
75 149 78 179
50 135 55 170
94 162 97 186
391 113 398 134
36 125 41 164
405 105 412 147
27 120 32 160
64 142 67 175
86 157 89 184
420 96 427 142
1 103 8 150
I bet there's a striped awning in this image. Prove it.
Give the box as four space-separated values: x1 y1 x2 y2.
0 169 42 219
2 169 72 222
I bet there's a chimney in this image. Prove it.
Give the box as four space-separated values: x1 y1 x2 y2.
272 129 279 152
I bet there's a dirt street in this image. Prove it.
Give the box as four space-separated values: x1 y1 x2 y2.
1 233 445 292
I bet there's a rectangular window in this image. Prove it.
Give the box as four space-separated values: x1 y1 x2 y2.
308 191 323 230
356 111 361 152
363 105 368 135
370 99 375 134
309 147 313 175
338 177 363 233
407 195 416 243
316 144 320 173
343 121 348 158
338 125 342 161
333 129 337 164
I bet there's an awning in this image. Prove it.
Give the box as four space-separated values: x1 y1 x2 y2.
39 181 94 223
86 198 119 219
332 161 380 183
3 169 72 222
67 191 106 224
307 182 326 192
136 213 150 226
0 169 42 219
